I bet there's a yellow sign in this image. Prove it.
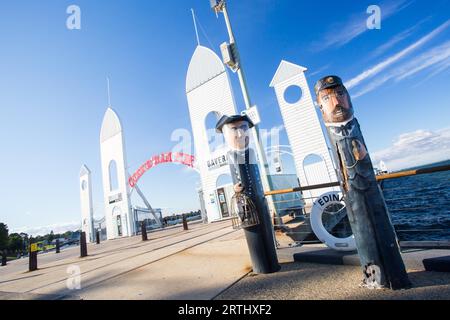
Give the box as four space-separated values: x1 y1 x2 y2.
30 243 38 253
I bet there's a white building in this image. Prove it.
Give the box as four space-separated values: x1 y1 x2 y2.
186 45 238 222
79 165 95 242
100 107 135 239
270 60 339 204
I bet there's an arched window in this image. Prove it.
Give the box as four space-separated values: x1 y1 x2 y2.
109 160 119 191
205 111 225 153
303 154 324 167
303 153 333 199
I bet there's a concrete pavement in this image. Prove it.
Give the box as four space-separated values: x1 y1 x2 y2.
0 220 251 300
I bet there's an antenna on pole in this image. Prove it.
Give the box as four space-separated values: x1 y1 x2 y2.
191 9 201 46
106 77 111 107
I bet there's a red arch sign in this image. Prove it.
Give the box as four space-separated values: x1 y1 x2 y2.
129 152 195 188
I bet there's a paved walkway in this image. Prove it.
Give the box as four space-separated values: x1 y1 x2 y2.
1 222 449 300
0 221 251 300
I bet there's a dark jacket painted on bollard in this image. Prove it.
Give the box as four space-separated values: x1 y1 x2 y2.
328 118 411 289
228 149 280 274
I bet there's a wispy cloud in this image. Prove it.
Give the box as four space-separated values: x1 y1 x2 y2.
372 127 450 171
352 39 450 98
412 58 450 88
346 19 450 90
369 16 432 59
312 0 413 52
308 64 331 77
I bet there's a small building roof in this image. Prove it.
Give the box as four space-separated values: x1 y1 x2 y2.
270 60 307 87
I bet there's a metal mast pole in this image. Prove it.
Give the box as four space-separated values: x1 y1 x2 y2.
217 1 278 221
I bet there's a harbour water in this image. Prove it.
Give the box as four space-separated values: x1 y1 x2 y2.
383 160 450 241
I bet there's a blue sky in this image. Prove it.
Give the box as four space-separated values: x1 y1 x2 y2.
0 0 449 235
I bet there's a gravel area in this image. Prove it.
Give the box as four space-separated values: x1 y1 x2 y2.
216 262 450 300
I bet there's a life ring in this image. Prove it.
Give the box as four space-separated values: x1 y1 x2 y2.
310 191 356 252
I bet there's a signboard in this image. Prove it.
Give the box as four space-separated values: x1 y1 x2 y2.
30 243 38 253
129 152 195 188
207 154 228 171
241 105 261 126
109 193 123 205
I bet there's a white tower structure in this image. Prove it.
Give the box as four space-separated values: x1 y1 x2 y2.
100 108 134 239
270 60 338 203
186 45 238 222
80 165 95 243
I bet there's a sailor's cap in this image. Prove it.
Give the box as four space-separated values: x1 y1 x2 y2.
216 114 254 133
314 75 344 96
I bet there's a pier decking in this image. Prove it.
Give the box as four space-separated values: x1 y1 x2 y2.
0 220 449 300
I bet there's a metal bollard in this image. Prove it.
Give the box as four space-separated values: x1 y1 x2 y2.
1 250 7 266
96 230 101 245
182 214 188 231
55 239 60 254
80 232 88 258
29 241 38 272
141 222 148 241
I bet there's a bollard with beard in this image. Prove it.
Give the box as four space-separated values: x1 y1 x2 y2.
216 115 280 274
314 76 411 290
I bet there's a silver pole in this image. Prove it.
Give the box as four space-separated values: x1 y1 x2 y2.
220 2 279 226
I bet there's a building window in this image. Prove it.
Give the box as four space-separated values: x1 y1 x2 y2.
109 160 119 191
205 111 225 153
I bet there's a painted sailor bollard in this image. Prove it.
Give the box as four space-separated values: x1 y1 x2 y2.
314 76 411 289
217 115 280 274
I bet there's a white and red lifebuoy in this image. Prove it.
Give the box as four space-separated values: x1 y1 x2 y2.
310 191 357 252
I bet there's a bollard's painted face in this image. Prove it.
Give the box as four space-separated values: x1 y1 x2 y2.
317 85 354 124
222 120 250 151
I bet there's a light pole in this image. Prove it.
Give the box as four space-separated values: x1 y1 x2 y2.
210 0 279 226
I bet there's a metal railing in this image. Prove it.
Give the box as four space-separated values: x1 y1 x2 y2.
267 164 450 248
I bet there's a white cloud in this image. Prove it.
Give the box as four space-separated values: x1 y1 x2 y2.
346 19 450 90
372 127 450 171
369 16 431 59
313 0 413 52
352 39 450 97
11 221 81 237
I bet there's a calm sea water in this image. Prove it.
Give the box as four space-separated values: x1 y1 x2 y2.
382 160 450 242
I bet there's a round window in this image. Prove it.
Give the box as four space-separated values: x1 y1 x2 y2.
283 85 303 104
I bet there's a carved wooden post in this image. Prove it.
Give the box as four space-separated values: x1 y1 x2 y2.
314 76 411 289
217 115 280 274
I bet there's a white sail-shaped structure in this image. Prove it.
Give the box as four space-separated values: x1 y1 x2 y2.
186 45 238 222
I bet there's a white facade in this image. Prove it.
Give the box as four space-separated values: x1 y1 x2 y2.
100 107 134 239
186 45 237 222
79 165 94 243
270 60 338 204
